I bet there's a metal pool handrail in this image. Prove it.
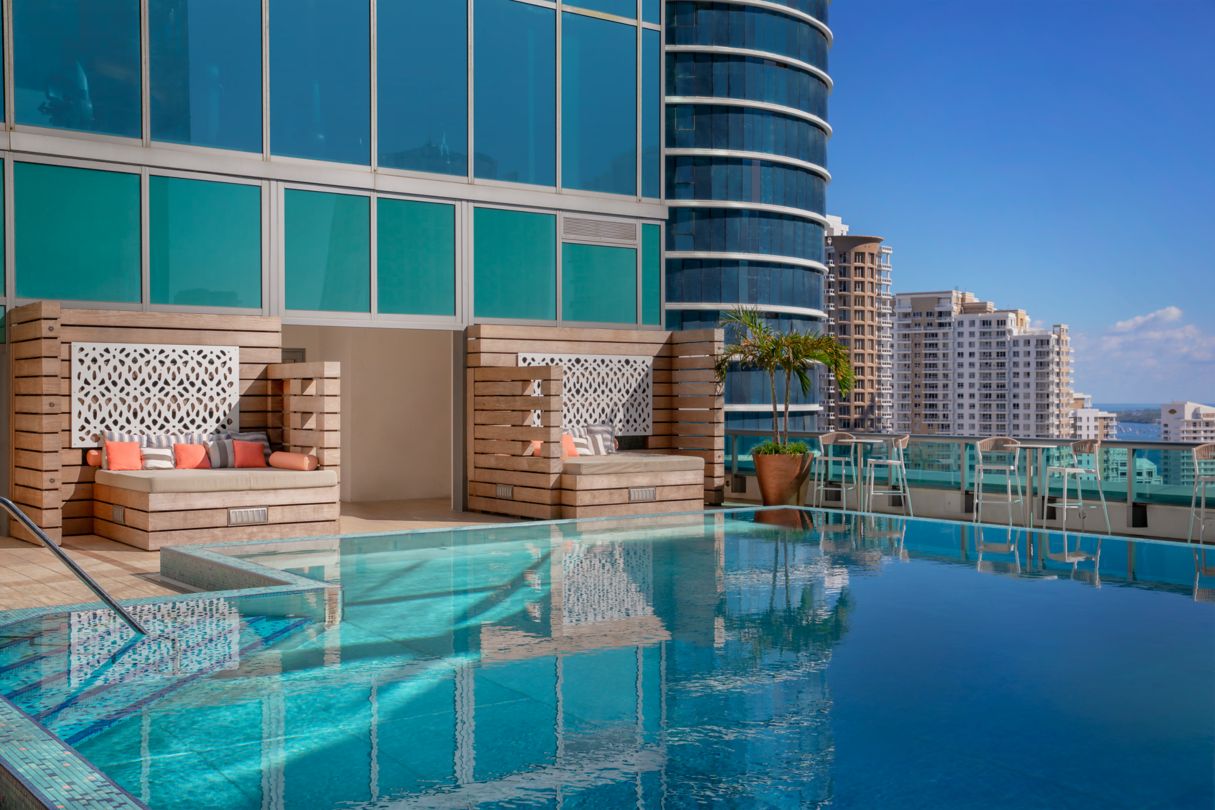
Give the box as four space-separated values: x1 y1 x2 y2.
1 497 148 637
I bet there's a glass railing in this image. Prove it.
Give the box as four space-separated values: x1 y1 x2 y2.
725 429 1208 510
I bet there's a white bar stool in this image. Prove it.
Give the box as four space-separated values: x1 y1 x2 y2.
1188 442 1215 543
1043 439 1111 534
864 434 913 516
973 437 1023 526
811 432 858 510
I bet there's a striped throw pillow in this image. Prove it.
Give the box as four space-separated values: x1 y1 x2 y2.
206 437 237 469
143 433 200 450
585 424 616 456
567 427 593 457
141 447 175 470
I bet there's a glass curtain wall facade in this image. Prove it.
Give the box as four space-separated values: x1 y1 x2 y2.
0 0 664 330
665 0 832 431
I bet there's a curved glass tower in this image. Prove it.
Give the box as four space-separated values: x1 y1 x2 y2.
665 0 832 433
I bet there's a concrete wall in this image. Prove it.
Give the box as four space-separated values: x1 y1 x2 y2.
282 326 455 504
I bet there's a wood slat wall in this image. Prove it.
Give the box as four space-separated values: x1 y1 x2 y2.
468 365 565 520
7 304 286 541
269 361 342 483
8 302 63 544
465 324 725 518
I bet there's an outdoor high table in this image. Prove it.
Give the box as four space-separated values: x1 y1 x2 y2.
839 438 889 512
1016 442 1058 529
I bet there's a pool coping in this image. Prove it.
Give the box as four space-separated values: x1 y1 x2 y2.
0 505 1195 808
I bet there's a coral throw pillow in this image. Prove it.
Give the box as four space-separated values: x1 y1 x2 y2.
234 440 269 468
103 440 142 471
269 451 319 471
174 443 212 470
561 432 579 459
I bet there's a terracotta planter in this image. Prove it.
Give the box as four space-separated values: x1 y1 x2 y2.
754 452 812 506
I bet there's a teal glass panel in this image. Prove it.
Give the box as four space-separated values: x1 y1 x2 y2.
14 162 140 303
270 0 370 165
149 0 262 153
562 243 637 324
474 0 556 186
567 0 635 17
150 176 262 308
643 0 660 24
377 198 456 317
562 13 636 195
13 0 142 137
642 28 661 198
642 223 661 325
284 190 370 312
378 0 467 176
474 208 556 320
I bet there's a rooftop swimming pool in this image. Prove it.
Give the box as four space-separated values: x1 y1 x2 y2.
1 509 1213 808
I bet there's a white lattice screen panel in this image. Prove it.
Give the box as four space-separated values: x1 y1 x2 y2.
518 353 652 435
71 342 240 447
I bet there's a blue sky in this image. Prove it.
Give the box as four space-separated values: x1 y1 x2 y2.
827 0 1215 403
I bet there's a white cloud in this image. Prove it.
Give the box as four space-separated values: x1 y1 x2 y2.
1073 307 1215 401
1110 305 1183 333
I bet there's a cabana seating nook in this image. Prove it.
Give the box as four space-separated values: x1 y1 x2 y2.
466 324 724 519
7 302 341 550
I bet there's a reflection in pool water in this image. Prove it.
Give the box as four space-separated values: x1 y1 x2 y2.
0 510 1212 808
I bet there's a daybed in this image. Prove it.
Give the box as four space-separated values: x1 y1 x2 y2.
93 468 341 550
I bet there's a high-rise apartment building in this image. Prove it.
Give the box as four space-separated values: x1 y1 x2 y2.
1161 401 1215 443
665 1 833 432
1070 393 1118 441
1160 401 1215 487
894 291 1074 438
824 216 893 432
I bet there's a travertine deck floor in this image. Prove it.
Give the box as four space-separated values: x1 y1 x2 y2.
0 498 513 612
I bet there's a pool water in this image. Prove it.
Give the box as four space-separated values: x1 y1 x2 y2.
1 510 1213 808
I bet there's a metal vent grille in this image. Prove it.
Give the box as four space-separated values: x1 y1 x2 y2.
496 484 514 500
628 487 657 503
562 217 637 245
229 507 269 527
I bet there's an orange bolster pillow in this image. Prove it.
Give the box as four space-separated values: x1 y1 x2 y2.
269 451 319 471
86 449 103 468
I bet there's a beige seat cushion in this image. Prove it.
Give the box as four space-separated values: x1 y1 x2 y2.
561 453 704 476
95 468 338 494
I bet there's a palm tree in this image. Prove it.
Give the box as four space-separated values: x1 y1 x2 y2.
716 307 854 450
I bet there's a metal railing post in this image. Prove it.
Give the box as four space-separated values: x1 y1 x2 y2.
0 497 149 636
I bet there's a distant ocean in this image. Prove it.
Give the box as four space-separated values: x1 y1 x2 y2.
1094 403 1161 442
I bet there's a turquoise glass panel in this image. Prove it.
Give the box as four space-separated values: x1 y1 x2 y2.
150 176 262 308
14 163 141 303
562 13 636 195
474 208 556 320
567 0 635 17
270 0 370 165
561 243 637 324
642 28 661 198
378 0 467 176
474 0 555 186
13 0 141 137
377 198 456 317
149 0 262 152
642 223 662 325
643 0 660 24
284 190 370 312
